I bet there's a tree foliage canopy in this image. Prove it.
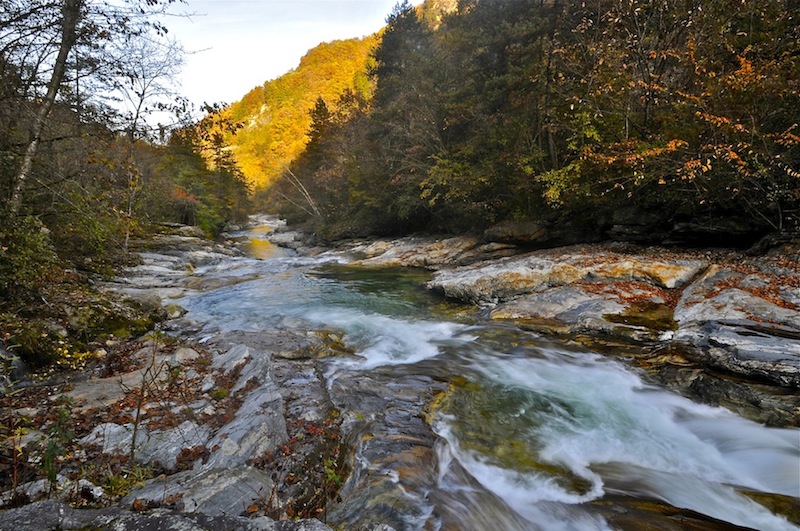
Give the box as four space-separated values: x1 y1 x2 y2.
0 0 251 364
218 36 379 191
263 0 799 243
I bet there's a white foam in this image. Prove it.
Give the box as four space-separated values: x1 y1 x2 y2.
303 308 473 369
434 349 799 530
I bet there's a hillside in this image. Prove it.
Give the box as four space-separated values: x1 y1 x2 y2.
224 36 379 190
265 0 799 246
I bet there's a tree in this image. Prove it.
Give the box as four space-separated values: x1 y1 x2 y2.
0 0 182 221
110 36 184 250
5 0 82 219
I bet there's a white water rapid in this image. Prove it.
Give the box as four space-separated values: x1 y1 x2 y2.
175 221 799 530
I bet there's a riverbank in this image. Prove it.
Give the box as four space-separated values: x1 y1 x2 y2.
325 232 800 427
0 223 345 530
1 219 798 530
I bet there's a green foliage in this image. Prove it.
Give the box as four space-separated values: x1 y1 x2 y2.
0 0 237 376
210 386 229 401
0 217 61 306
39 397 75 490
142 125 252 237
100 465 153 498
262 0 799 242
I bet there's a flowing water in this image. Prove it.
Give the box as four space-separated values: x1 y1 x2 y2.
178 221 799 530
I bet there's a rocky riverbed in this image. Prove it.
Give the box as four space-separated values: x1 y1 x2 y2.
1 220 798 530
342 233 800 426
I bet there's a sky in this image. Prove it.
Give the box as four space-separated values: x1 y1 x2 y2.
162 0 400 107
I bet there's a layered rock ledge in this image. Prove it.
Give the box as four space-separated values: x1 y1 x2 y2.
0 230 347 531
339 235 800 425
2 225 798 530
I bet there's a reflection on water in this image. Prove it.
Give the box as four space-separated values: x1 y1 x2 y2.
176 223 800 531
245 225 285 260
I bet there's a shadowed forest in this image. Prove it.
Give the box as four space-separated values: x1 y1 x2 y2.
259 0 798 244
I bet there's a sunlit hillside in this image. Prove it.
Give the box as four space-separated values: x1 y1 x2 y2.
224 36 379 190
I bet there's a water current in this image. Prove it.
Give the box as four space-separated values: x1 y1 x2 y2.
178 221 799 530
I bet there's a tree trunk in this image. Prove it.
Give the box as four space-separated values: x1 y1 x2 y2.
6 0 82 219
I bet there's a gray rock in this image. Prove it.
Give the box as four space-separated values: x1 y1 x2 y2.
80 422 139 454
352 236 482 268
0 500 332 531
490 286 625 326
204 383 286 468
176 225 207 238
674 265 800 330
673 264 800 386
0 475 68 505
1 347 29 394
80 421 211 470
0 500 117 531
429 249 707 304
123 467 273 518
211 343 252 371
203 343 288 468
706 325 800 387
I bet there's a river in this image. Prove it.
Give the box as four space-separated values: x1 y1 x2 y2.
175 220 799 530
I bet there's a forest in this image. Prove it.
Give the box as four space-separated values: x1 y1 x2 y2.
1 0 798 366
266 0 799 245
0 0 250 367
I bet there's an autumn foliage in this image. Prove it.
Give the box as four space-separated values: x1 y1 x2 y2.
254 0 798 244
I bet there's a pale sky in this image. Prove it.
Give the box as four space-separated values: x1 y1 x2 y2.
163 0 400 106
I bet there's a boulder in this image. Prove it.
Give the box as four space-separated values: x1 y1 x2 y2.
673 263 800 386
353 236 482 268
428 248 707 304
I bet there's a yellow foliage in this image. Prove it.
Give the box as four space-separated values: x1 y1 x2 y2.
221 36 379 191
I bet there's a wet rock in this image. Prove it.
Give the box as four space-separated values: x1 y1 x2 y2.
106 235 244 304
268 230 305 249
490 286 624 331
429 256 580 303
326 371 447 529
706 325 799 387
0 499 332 530
588 494 757 530
489 283 680 340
